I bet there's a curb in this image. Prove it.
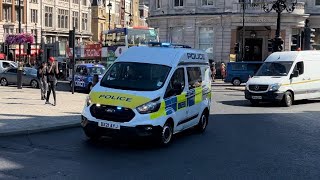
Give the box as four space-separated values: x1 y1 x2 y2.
0 122 81 137
225 87 245 92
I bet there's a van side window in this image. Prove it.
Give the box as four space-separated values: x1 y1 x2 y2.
187 67 202 89
295 62 304 75
3 62 10 68
75 66 81 74
164 68 185 98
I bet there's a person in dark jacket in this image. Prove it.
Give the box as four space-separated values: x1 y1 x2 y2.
45 57 59 106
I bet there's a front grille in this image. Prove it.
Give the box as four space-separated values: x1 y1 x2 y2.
90 104 135 122
248 85 269 91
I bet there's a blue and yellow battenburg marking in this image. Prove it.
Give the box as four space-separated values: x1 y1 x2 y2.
150 86 212 120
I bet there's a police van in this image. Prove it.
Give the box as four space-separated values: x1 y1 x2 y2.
69 64 106 93
81 43 212 145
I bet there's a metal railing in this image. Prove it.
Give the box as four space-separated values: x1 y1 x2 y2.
233 2 305 14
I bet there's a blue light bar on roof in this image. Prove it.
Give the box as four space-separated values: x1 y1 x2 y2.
148 42 191 48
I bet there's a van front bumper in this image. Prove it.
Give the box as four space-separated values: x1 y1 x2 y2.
245 90 284 102
81 116 162 138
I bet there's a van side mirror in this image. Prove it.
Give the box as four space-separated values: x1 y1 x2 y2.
290 70 299 79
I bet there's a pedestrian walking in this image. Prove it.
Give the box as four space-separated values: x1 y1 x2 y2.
45 57 59 106
38 62 48 100
210 62 216 82
220 62 226 80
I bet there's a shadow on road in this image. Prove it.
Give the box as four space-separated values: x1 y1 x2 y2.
219 99 320 107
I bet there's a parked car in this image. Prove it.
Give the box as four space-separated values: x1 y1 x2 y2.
224 61 263 86
0 67 39 88
0 60 17 74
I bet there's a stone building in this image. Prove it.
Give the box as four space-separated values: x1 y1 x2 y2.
148 0 320 63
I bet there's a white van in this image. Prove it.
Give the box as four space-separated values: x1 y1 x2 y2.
81 44 212 145
245 51 320 107
0 60 17 74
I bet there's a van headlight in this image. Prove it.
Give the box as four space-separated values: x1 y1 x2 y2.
269 83 281 91
136 98 161 114
85 96 92 107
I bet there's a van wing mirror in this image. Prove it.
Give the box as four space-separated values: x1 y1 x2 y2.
290 70 299 79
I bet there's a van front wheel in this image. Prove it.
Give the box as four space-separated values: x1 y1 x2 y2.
282 91 293 107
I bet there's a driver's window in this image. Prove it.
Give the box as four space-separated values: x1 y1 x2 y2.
75 66 81 75
164 68 185 98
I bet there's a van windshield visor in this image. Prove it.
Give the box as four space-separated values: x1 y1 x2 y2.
100 62 171 91
88 67 106 75
255 61 293 76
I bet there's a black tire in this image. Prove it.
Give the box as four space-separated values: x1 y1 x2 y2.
0 78 8 86
282 91 293 107
196 111 209 133
158 121 174 146
250 100 260 106
30 80 39 88
232 78 241 86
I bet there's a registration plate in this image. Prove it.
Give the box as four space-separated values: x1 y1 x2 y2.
252 96 262 100
98 121 120 130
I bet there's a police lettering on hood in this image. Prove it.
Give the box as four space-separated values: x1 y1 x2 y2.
187 53 205 60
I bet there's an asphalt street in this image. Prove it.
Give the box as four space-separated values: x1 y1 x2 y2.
1 84 320 180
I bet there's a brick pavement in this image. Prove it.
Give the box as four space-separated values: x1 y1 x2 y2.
0 85 87 136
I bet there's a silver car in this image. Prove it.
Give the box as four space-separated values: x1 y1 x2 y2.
0 67 39 88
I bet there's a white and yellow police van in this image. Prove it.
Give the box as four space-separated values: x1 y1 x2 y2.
81 43 212 145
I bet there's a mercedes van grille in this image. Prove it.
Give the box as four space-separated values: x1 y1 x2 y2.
248 85 269 92
90 104 135 122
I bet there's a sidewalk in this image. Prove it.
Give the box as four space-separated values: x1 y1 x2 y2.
212 79 246 92
0 85 87 136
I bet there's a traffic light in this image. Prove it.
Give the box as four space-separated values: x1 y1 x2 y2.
274 38 284 52
268 39 274 52
27 43 31 55
304 27 315 50
291 34 301 51
234 43 240 54
68 30 75 48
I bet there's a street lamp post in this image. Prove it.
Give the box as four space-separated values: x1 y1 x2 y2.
263 0 297 52
105 1 112 46
17 0 22 89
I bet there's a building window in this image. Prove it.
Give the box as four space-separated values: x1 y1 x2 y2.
202 0 214 6
15 8 24 22
314 28 320 50
31 9 38 23
82 13 88 31
30 0 38 3
199 27 214 59
3 6 12 22
72 11 79 30
73 0 79 4
156 0 161 8
45 6 53 27
170 27 183 44
174 0 183 7
58 9 69 29
82 0 86 6
316 0 320 5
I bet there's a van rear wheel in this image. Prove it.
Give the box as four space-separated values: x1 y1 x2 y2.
282 91 293 107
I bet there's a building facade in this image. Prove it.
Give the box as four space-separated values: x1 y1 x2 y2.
148 0 320 63
91 0 141 43
1 0 92 60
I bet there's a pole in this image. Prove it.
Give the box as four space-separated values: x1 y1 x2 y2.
17 0 22 89
242 0 245 61
72 27 75 94
109 0 111 30
276 11 281 38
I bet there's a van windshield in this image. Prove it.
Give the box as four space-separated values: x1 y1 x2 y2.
100 62 171 91
255 61 293 76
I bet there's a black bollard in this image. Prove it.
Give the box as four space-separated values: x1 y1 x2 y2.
17 62 23 89
92 74 99 87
